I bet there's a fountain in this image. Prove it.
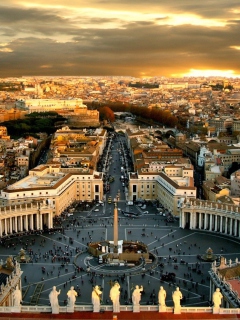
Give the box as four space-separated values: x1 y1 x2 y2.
201 247 218 262
15 248 31 263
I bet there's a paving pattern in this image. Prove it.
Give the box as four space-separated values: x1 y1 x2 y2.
1 212 240 308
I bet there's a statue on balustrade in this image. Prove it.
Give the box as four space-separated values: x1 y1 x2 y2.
49 286 61 314
172 287 183 314
13 285 22 307
109 281 121 312
158 286 166 306
212 288 223 309
67 286 77 311
132 285 143 306
92 285 102 312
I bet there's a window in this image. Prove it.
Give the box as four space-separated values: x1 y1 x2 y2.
133 185 137 192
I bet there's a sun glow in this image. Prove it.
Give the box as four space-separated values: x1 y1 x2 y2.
181 69 240 78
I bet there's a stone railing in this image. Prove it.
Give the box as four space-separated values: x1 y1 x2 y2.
0 305 239 314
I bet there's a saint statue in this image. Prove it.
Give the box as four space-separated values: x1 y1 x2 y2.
109 281 121 312
49 286 61 313
172 287 183 309
67 286 77 309
132 285 143 306
92 285 102 312
13 285 22 307
212 288 223 308
158 286 166 306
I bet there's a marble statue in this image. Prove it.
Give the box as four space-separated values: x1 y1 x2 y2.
172 287 183 314
212 288 223 309
109 281 121 313
158 286 166 306
92 285 102 312
13 285 22 307
49 286 61 314
67 286 77 311
132 285 143 306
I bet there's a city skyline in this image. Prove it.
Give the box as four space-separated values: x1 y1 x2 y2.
0 1 240 79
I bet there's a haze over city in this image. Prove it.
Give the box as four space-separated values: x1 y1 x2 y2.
1 0 240 78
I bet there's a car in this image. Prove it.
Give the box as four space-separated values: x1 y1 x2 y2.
67 213 73 217
94 208 99 212
142 211 149 214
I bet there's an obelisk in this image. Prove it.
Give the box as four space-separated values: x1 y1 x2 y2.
113 198 118 256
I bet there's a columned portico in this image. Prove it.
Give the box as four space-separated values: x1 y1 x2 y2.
0 202 54 238
180 200 240 240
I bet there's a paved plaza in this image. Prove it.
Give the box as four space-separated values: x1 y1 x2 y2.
1 210 240 308
0 134 239 309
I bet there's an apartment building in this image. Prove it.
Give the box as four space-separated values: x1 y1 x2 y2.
0 164 103 216
230 170 240 197
128 162 196 216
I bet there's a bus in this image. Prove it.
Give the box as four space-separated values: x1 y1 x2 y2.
121 210 140 218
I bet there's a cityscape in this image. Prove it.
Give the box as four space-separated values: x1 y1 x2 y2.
0 1 240 319
0 75 239 320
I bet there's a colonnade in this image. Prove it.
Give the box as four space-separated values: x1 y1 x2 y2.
209 258 240 308
0 203 53 237
180 199 240 238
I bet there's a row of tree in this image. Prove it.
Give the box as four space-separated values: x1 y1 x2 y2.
1 112 65 138
97 102 178 128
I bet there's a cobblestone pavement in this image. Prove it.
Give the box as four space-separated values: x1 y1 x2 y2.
1 211 240 308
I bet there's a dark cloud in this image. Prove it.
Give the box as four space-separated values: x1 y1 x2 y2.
0 2 240 77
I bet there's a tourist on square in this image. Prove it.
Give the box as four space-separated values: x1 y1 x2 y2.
132 285 143 306
92 285 102 312
49 286 61 314
109 281 121 312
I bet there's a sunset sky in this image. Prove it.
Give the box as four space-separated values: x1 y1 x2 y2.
1 0 240 78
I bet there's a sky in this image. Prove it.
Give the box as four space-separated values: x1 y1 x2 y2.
0 0 240 79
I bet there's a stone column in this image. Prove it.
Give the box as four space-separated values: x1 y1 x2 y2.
39 214 43 230
15 217 18 233
36 213 39 230
204 213 207 229
9 218 12 234
48 212 52 229
25 215 28 231
220 216 223 233
214 216 218 232
225 217 228 234
229 218 233 236
199 212 201 229
234 218 237 237
20 216 23 231
4 219 7 235
30 214 34 230
209 214 213 231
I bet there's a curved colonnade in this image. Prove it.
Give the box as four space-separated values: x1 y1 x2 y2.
180 199 240 237
0 202 53 237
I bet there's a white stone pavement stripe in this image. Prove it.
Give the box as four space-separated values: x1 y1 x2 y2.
154 233 197 251
40 234 87 248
